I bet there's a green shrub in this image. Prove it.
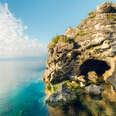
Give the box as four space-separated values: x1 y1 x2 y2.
108 14 115 20
48 35 68 48
77 24 82 29
79 32 88 36
48 36 60 48
65 80 79 89
48 42 55 49
75 31 88 38
106 1 112 5
88 11 94 16
52 84 59 91
61 36 68 42
47 83 52 91
46 83 60 92
52 36 60 43
88 11 96 19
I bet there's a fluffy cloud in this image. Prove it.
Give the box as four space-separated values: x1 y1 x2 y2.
0 3 47 58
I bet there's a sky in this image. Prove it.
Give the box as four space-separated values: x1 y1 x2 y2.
0 2 47 58
0 0 116 59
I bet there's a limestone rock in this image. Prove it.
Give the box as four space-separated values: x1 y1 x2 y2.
43 2 116 114
76 75 86 82
64 27 79 38
107 63 116 91
88 71 98 83
96 2 116 13
43 1 116 84
80 82 85 87
46 82 76 107
85 84 104 95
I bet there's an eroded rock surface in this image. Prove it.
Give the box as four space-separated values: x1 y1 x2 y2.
85 84 104 95
46 82 77 107
43 2 116 116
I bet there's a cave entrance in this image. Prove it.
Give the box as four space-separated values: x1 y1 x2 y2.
80 59 110 76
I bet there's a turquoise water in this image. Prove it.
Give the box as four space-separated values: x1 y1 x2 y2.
0 61 49 116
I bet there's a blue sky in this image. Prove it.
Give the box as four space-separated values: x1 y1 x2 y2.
0 0 116 60
1 0 115 44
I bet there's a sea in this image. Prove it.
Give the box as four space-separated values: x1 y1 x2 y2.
0 59 49 116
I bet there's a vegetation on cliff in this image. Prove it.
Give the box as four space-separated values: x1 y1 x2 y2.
43 2 116 116
48 35 68 48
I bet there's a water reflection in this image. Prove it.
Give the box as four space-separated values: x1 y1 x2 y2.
47 84 116 116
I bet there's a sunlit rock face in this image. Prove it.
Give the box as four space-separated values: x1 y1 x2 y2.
43 2 116 116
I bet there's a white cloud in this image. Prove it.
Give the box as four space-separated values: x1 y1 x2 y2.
0 61 44 96
0 3 47 58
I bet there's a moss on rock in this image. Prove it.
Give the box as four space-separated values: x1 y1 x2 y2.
48 35 68 48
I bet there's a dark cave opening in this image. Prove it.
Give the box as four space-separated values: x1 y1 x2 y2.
80 59 110 76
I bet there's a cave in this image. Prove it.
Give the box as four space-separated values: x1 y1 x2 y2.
80 59 110 76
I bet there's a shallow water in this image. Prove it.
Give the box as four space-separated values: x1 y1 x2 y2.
0 60 49 116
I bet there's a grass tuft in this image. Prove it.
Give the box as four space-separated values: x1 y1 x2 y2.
48 35 68 48
88 11 96 19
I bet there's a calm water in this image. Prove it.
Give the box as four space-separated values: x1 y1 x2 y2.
0 60 49 116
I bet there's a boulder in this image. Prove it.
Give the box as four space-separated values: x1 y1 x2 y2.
85 84 104 95
46 82 76 107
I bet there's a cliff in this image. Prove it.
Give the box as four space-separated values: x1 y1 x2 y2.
43 2 116 116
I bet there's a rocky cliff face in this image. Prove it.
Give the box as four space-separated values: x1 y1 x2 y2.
43 2 116 116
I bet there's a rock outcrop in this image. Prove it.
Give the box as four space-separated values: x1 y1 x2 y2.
43 2 116 116
85 84 104 95
46 82 77 106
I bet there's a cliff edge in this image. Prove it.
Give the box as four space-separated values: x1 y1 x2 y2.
43 2 116 116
